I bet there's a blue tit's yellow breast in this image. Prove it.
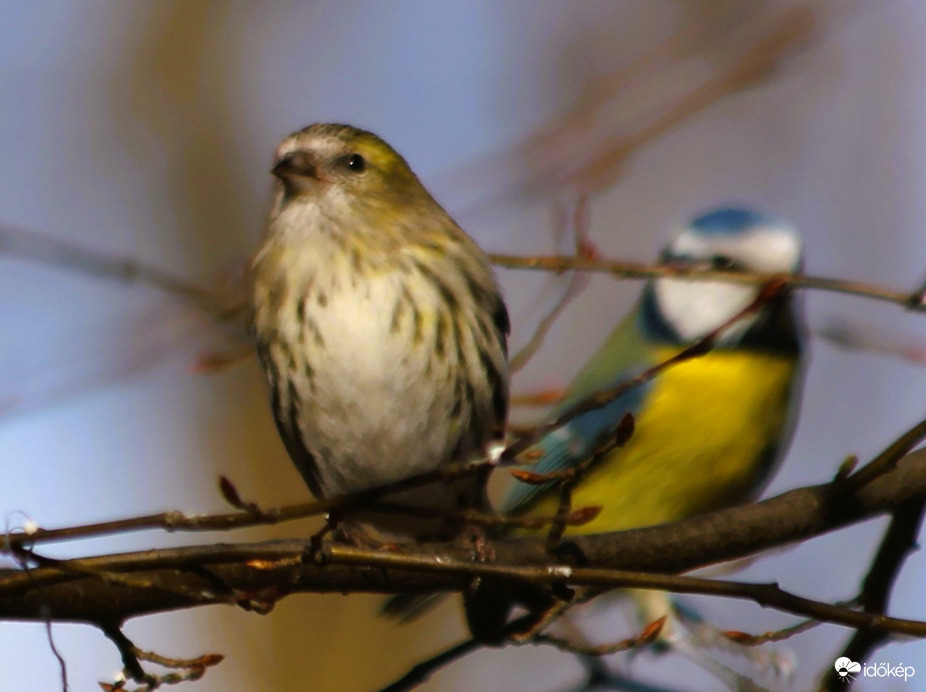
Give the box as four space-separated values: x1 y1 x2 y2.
526 348 799 535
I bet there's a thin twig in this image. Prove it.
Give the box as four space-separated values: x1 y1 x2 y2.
0 225 222 314
838 418 926 492
43 608 69 692
5 226 920 317
377 638 483 692
508 600 576 645
502 279 786 460
509 195 594 374
534 615 666 656
101 624 148 683
723 617 821 646
489 253 926 312
2 480 599 550
818 498 926 692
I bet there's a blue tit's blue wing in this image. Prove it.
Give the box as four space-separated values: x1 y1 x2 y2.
500 307 656 514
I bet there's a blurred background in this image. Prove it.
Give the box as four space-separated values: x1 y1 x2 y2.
2 1 926 690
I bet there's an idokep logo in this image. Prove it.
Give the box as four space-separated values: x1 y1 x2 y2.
834 657 916 684
834 658 861 683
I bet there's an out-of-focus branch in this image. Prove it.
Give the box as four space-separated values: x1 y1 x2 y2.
490 253 926 312
818 498 926 692
0 225 224 313
447 4 821 210
379 614 664 692
507 195 594 374
5 223 921 340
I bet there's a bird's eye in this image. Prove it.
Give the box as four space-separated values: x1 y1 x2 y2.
346 153 366 173
711 255 738 271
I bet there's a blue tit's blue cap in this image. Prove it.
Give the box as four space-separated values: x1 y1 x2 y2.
689 207 775 236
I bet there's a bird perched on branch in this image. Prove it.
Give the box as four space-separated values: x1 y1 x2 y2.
250 123 509 543
503 206 806 535
498 206 807 685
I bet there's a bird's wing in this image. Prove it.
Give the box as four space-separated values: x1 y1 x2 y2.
500 305 657 514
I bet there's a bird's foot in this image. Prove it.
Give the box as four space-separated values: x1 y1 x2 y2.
458 523 496 563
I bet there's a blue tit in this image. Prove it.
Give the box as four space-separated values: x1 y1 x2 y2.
502 206 806 533
495 206 807 685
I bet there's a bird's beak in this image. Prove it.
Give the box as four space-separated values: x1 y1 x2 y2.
272 152 317 181
272 152 320 196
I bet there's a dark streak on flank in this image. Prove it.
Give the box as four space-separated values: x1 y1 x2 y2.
403 285 423 345
413 257 460 313
304 316 325 347
348 246 362 288
464 379 481 445
451 313 467 369
450 377 465 419
296 296 308 345
269 381 286 438
492 300 511 357
434 311 450 358
284 379 323 497
303 357 315 390
389 294 406 334
448 434 465 468
268 278 288 316
479 347 508 433
259 344 280 392
277 340 296 372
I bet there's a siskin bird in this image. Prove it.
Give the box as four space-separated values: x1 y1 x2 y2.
250 123 509 543
502 206 806 534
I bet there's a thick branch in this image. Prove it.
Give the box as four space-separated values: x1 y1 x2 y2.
2 450 925 629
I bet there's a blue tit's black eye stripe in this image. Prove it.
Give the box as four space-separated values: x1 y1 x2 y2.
711 255 742 271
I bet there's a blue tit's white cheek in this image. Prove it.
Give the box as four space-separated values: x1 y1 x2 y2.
654 278 759 343
722 226 802 273
671 222 801 274
656 215 802 342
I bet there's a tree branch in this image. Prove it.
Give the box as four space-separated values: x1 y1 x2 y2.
489 253 926 312
818 497 926 691
2 449 925 634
